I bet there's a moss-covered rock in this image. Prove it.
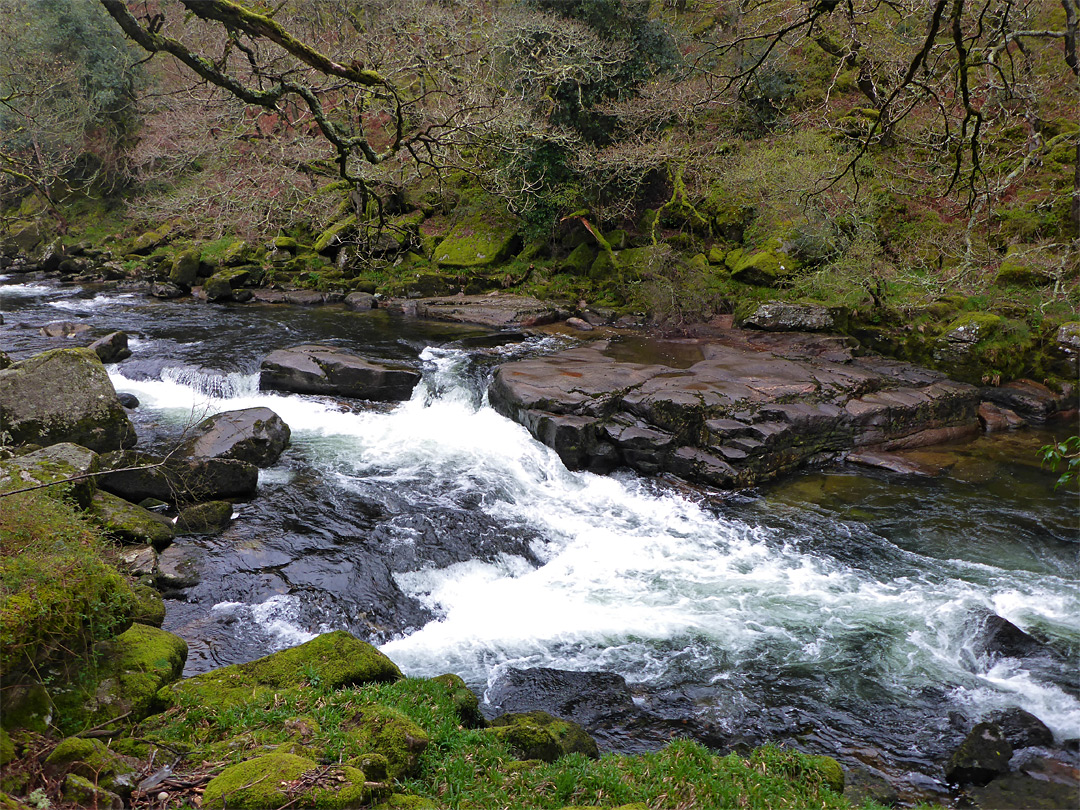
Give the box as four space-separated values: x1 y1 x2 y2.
0 729 12 766
0 349 136 452
313 216 358 254
62 774 123 810
727 239 802 286
175 500 233 534
170 248 201 287
219 239 255 267
0 684 52 733
429 673 485 729
130 584 166 627
89 490 175 550
806 755 845 793
128 228 170 256
53 623 187 731
561 243 596 274
343 704 429 780
201 753 375 809
434 211 521 268
490 711 599 763
204 267 252 302
45 737 138 796
167 630 402 708
945 722 1013 786
0 443 99 509
932 312 1034 384
993 251 1051 287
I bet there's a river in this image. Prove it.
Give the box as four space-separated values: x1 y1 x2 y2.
2 277 1077 802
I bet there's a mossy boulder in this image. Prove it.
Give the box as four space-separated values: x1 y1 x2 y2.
490 711 599 763
343 705 429 779
45 737 138 797
0 729 12 766
204 267 252 302
430 673 485 728
127 228 170 256
806 755 845 793
166 630 402 709
220 239 255 267
313 216 358 255
202 753 375 810
945 722 1013 785
561 243 596 274
89 490 175 550
175 500 233 534
993 250 1051 287
62 774 123 810
0 348 136 451
169 248 202 287
932 312 1033 384
0 443 100 509
726 239 802 286
129 584 166 627
434 211 521 268
53 623 188 731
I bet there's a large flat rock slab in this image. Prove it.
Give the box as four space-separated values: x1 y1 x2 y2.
260 344 420 401
385 294 569 329
489 331 980 488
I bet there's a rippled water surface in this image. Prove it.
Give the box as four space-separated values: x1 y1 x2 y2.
3 277 1077 798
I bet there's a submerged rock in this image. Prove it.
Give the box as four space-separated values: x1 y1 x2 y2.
260 344 420 401
0 348 136 452
182 406 290 467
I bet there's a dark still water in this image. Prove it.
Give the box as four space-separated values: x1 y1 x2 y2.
3 277 1077 799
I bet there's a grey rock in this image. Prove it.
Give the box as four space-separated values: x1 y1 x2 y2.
88 331 132 364
150 281 185 299
40 320 92 338
183 407 290 467
99 450 258 504
0 442 100 508
260 344 420 401
345 291 377 311
741 301 837 332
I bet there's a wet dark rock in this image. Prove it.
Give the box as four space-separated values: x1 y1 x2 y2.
982 379 1076 423
740 301 838 332
117 392 139 409
150 281 185 299
182 407 290 467
845 449 943 476
0 350 11 370
975 610 1051 659
88 331 132 364
260 344 420 401
988 709 1055 749
345 291 376 311
176 500 233 534
0 348 136 451
156 544 201 591
40 320 92 338
99 450 258 504
946 722 1013 785
489 331 979 488
977 401 1025 431
967 770 1079 809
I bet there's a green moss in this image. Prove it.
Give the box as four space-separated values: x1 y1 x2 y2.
728 238 803 286
562 243 596 274
0 729 12 766
313 216 358 254
489 711 598 763
89 491 175 550
433 211 521 268
0 684 52 733
62 773 123 809
168 630 402 709
202 753 375 810
806 755 845 793
993 252 1051 288
175 500 232 534
343 704 429 779
130 584 166 627
45 737 136 792
428 673 485 729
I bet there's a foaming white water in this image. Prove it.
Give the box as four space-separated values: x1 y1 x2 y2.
48 292 137 312
0 281 74 298
211 595 320 651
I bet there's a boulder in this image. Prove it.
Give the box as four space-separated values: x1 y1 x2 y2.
434 210 520 268
399 294 569 329
1053 321 1079 376
945 722 1013 785
740 301 838 332
982 379 1072 423
489 710 599 762
182 407 290 467
203 268 250 302
149 281 185 299
977 401 1025 431
974 610 1052 659
0 443 99 508
62 775 123 810
45 737 138 797
129 583 166 626
175 500 233 534
345 291 377 311
201 754 374 810
169 249 201 288
489 332 979 489
117 545 158 579
117 392 139 409
156 544 200 591
165 631 402 708
88 331 131 364
430 673 486 729
98 450 258 504
260 344 420 401
342 704 428 779
89 490 175 550
40 320 92 339
987 708 1055 749
0 348 136 452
